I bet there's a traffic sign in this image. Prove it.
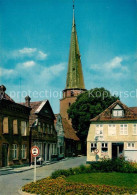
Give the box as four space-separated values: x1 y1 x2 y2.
31 146 40 157
94 149 99 154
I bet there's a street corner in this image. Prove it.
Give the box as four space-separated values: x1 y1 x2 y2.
18 188 36 195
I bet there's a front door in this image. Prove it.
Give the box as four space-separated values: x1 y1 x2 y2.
112 143 124 159
2 144 8 167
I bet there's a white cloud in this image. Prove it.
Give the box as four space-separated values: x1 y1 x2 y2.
37 51 47 60
105 57 122 69
22 61 36 68
5 48 48 61
19 48 37 55
0 67 15 77
90 56 128 78
47 63 65 76
39 62 66 81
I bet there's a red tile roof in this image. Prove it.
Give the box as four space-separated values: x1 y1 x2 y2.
21 101 42 126
91 100 137 122
62 117 79 141
4 93 15 102
130 107 137 114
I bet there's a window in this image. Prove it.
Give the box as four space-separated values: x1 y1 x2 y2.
120 124 128 135
96 124 103 135
13 144 18 159
127 142 135 149
43 123 46 133
113 110 123 117
112 105 124 117
35 143 42 156
21 145 26 159
38 122 41 132
108 124 116 136
3 117 9 133
91 143 97 152
133 124 137 135
51 125 53 134
13 120 18 134
71 91 74 97
21 121 27 136
47 124 50 134
101 143 108 152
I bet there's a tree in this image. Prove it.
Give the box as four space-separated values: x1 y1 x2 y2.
68 88 119 152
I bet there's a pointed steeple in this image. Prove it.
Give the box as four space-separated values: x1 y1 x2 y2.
66 2 85 89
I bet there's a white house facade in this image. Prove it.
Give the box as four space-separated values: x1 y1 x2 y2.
87 100 137 162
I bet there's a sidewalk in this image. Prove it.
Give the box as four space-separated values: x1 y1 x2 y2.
0 157 73 176
0 161 57 176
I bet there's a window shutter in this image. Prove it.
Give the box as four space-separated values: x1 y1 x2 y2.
13 120 18 134
3 117 9 133
21 121 27 136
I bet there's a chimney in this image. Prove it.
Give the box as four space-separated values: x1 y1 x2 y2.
25 96 31 107
0 85 6 100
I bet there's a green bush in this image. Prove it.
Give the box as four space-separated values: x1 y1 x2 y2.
51 158 137 179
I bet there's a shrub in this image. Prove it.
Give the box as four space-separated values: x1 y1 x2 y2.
51 158 137 179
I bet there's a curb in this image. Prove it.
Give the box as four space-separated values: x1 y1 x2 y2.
18 189 36 195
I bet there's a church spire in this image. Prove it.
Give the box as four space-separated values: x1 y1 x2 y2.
66 1 85 89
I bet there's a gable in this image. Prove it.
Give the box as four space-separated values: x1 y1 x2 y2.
113 104 123 110
36 101 55 120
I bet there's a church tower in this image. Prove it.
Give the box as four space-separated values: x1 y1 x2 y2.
60 2 86 120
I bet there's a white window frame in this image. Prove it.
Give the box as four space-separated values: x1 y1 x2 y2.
91 142 97 153
120 124 128 135
13 144 18 159
133 124 137 135
21 121 27 136
113 110 123 117
101 142 108 153
95 124 103 136
108 124 116 136
127 142 135 149
21 145 26 159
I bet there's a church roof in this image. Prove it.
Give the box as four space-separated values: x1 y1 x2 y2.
66 6 85 90
62 117 79 141
55 114 79 141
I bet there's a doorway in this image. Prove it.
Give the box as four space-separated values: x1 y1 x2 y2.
2 144 8 167
112 143 124 159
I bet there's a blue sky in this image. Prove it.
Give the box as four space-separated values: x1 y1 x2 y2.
0 0 136 113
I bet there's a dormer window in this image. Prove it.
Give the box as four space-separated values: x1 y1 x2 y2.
112 105 124 117
71 91 74 97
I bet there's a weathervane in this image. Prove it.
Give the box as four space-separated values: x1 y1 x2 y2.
73 0 75 10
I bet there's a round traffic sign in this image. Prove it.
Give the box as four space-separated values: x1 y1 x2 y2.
31 146 40 157
94 149 99 154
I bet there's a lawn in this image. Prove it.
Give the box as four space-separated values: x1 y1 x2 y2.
66 172 137 189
